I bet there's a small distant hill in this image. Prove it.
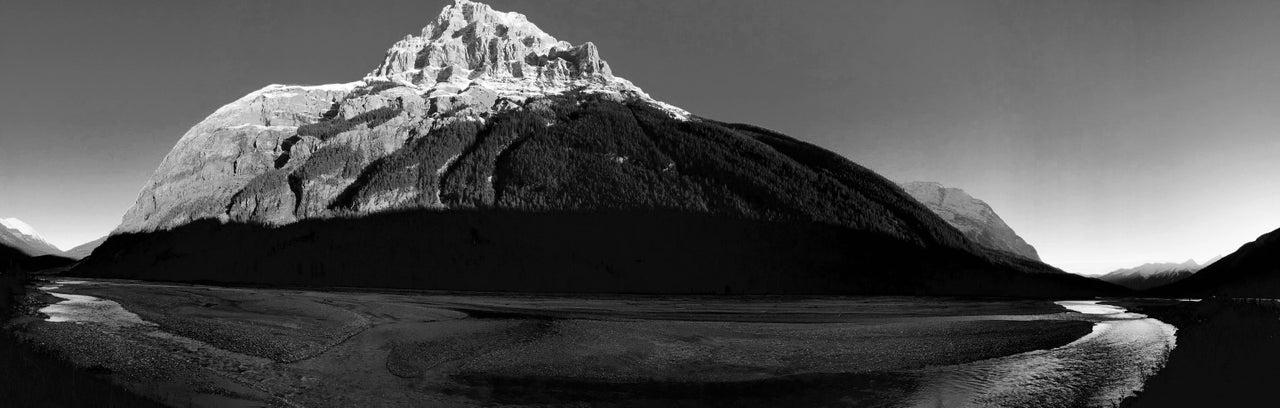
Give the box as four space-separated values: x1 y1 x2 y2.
66 236 107 260
1098 260 1203 291
1156 228 1280 298
899 182 1040 261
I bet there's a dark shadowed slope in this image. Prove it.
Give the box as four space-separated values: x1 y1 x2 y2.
79 210 1119 297
1118 299 1280 407
77 99 1121 297
1154 227 1280 297
1 243 74 273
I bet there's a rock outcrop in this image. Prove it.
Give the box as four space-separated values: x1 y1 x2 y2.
899 182 1041 261
370 0 614 86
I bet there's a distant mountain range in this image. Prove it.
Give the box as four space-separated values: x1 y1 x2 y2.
899 182 1040 261
74 0 1121 298
1097 259 1211 291
0 219 76 273
1156 228 1280 297
0 218 64 257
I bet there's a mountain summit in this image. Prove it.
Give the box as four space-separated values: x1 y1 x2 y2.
899 182 1041 261
85 0 1118 297
367 0 683 117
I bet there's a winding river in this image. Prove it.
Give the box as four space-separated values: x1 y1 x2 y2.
907 300 1178 408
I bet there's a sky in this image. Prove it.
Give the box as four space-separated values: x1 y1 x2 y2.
1 0 1278 274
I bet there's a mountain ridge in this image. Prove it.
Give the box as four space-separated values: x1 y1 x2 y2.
1097 259 1202 291
0 218 64 257
78 0 1121 297
1155 228 1280 297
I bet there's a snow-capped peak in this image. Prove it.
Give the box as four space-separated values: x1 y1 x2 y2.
0 217 66 256
1 217 47 242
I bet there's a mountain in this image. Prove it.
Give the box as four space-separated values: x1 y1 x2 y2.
65 236 107 260
899 182 1040 261
1097 260 1201 291
1155 228 1280 298
75 0 1121 297
1202 254 1225 267
0 218 64 257
1 242 75 274
1 243 31 273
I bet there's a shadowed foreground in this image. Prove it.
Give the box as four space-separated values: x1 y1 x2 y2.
76 209 1121 298
1118 298 1280 407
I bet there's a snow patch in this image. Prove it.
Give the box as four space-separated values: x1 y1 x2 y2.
1 218 48 242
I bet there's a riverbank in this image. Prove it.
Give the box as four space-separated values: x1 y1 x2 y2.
18 279 1096 407
1116 298 1280 407
0 272 166 408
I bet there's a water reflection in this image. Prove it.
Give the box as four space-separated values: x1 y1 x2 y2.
907 301 1177 408
38 288 155 328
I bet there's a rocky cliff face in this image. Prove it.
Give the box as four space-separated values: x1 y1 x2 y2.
116 0 684 234
899 182 1041 261
1098 260 1201 291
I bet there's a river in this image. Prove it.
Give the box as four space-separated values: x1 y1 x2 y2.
907 300 1178 408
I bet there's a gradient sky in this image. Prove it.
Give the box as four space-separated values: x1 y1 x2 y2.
2 0 1279 274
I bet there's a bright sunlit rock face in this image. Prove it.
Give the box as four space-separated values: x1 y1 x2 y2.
115 0 690 234
371 0 609 82
365 0 684 117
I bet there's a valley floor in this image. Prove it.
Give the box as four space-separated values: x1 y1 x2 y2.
0 273 166 408
5 279 1098 407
